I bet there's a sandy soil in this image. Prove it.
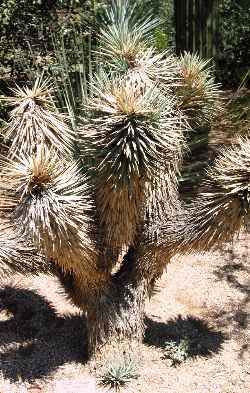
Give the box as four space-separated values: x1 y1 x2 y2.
0 232 249 393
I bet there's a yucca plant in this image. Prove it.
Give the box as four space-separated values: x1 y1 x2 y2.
3 79 75 158
175 52 222 126
99 358 138 391
1 0 250 356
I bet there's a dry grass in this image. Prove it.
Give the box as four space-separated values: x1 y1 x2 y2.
0 231 249 393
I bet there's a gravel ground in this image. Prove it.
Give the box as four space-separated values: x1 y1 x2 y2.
0 232 249 393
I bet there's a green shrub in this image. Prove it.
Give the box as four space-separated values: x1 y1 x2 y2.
0 1 174 83
0 1 104 81
216 0 250 87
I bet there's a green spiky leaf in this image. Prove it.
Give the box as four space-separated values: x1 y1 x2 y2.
0 145 95 271
2 78 75 157
175 52 222 125
99 0 160 68
82 73 186 189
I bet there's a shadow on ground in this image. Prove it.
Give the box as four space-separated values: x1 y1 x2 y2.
0 285 88 382
0 286 230 381
212 251 250 359
144 315 226 359
213 261 249 329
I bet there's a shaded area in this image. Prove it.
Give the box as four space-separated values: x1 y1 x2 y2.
213 245 249 330
144 315 225 359
212 251 249 358
0 285 87 382
179 126 211 201
180 91 250 202
214 260 249 297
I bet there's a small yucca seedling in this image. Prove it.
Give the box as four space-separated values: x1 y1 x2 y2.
99 359 138 391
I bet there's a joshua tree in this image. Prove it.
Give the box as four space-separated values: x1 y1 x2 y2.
0 1 250 355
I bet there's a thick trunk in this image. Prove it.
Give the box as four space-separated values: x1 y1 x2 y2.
56 245 163 355
94 178 145 272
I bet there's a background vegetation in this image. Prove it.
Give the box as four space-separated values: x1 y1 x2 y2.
0 0 249 84
0 0 249 125
216 0 250 87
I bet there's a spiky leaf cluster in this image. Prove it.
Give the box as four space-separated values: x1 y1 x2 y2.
2 78 74 158
148 138 250 258
83 74 186 189
174 52 222 125
0 145 95 272
99 2 221 131
128 47 180 90
99 2 180 93
99 0 159 70
208 138 250 197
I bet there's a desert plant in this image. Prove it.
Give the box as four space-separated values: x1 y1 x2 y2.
216 0 250 87
1 0 250 356
99 358 138 391
164 338 189 366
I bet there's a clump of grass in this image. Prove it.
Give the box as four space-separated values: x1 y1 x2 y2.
98 358 138 391
163 337 190 366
